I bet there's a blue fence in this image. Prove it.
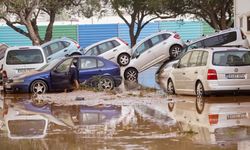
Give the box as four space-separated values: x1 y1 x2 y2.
0 21 214 47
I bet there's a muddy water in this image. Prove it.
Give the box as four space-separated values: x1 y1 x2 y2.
1 93 250 150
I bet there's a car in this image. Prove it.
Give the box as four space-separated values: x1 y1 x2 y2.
155 28 250 85
1 46 48 79
183 27 249 52
41 37 83 62
161 47 250 96
4 56 122 94
123 31 185 81
84 37 132 66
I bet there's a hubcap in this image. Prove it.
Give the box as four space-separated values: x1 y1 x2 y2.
33 82 46 94
126 70 137 81
196 83 203 97
120 55 129 65
171 46 181 58
99 78 113 90
167 81 174 94
196 96 204 112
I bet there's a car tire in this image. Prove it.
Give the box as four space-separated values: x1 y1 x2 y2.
169 45 182 59
30 80 48 94
168 102 175 112
124 68 138 82
195 96 205 114
118 53 130 66
98 76 115 90
167 79 175 95
196 81 205 97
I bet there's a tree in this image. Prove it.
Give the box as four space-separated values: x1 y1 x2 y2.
164 0 233 30
110 0 176 47
0 0 101 45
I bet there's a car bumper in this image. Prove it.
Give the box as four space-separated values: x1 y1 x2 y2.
205 81 250 95
4 82 30 93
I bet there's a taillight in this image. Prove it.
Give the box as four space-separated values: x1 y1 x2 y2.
208 114 219 125
118 38 129 46
207 69 217 80
72 40 80 49
2 70 7 79
174 34 181 39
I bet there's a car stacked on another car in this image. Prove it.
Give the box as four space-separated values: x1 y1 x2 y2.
124 31 185 82
41 37 83 62
160 47 250 96
4 56 122 94
84 37 132 66
156 27 250 85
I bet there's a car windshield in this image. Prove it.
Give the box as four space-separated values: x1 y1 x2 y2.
6 49 44 65
213 50 250 66
37 58 62 71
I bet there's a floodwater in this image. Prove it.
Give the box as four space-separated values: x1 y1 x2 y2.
0 68 250 150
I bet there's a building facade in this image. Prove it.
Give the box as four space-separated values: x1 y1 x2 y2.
234 0 250 42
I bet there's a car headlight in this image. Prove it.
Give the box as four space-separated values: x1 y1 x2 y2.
13 79 25 83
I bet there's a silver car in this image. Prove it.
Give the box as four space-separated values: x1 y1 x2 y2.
161 47 250 96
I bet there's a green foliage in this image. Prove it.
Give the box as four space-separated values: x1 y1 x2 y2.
164 0 233 30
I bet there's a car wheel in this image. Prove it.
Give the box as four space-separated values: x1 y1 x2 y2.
118 53 130 66
196 96 205 114
196 81 205 97
169 45 182 59
124 68 138 82
168 102 175 112
167 79 175 95
98 76 115 90
30 80 48 94
31 98 48 107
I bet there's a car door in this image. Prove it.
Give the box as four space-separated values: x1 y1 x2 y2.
44 41 69 61
78 57 102 83
184 50 203 92
97 41 117 61
132 39 154 71
171 51 192 92
50 58 73 90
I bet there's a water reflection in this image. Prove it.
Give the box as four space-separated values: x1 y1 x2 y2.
1 93 250 149
166 96 250 149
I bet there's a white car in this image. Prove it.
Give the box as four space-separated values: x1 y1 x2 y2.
124 31 185 81
1 46 47 79
162 47 250 96
84 37 132 66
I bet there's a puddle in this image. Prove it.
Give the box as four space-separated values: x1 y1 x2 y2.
1 93 250 150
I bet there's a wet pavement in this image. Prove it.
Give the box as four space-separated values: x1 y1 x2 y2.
0 68 250 150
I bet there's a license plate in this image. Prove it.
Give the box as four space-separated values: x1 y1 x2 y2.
225 73 246 79
227 113 248 120
18 69 33 73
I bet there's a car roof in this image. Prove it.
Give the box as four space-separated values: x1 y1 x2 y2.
41 37 74 47
84 37 121 50
132 30 175 49
188 47 250 52
187 27 241 45
6 46 43 51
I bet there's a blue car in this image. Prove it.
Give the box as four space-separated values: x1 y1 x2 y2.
4 56 122 94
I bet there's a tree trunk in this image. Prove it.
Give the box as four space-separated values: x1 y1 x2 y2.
44 11 56 43
25 21 41 45
129 24 137 47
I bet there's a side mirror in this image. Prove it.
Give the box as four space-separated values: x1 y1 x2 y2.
135 52 140 58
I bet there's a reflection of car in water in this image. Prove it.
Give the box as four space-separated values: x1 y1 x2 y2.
4 107 49 139
167 96 250 145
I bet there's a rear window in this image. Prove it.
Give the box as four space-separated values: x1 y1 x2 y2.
213 50 250 66
8 120 46 137
6 49 44 65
